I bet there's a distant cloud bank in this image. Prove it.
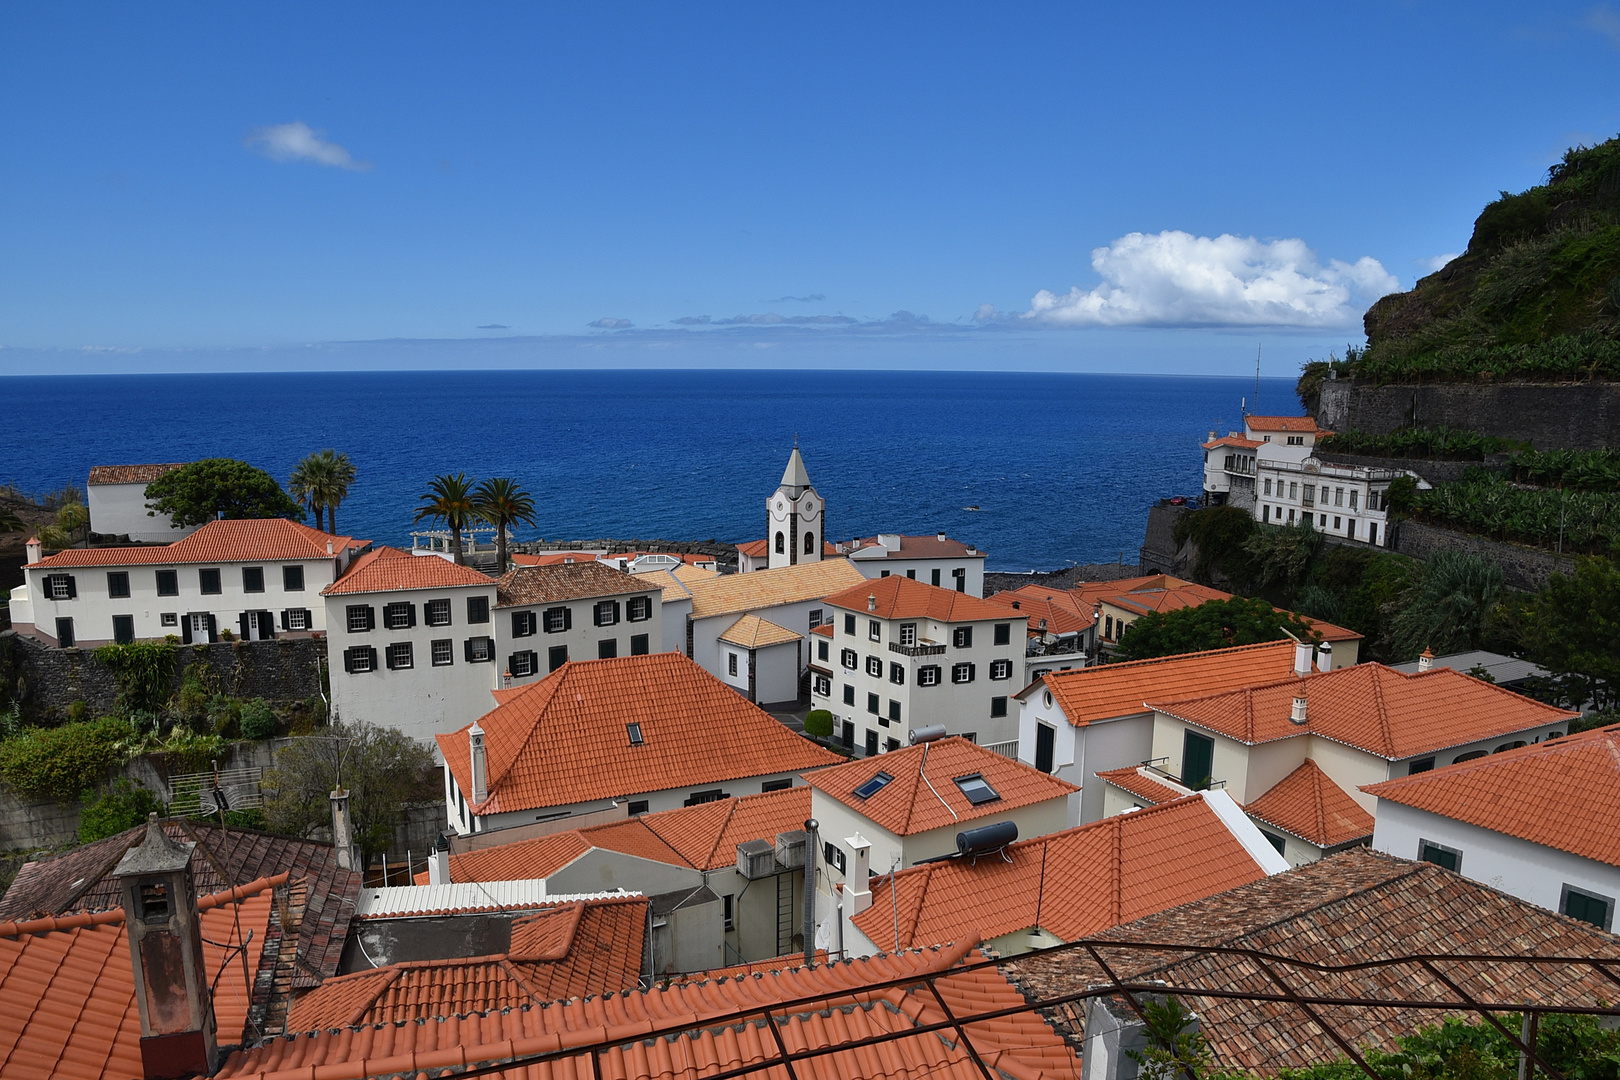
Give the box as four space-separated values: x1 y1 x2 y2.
588 317 632 329
477 323 510 330
763 293 827 303
244 122 371 171
673 313 856 326
1008 230 1399 329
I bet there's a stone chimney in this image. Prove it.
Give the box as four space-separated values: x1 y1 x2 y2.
1418 648 1434 673
469 722 488 804
25 537 42 564
330 789 355 871
113 815 218 1080
1290 696 1308 726
428 834 452 885
1293 640 1314 678
1316 641 1333 672
845 832 872 915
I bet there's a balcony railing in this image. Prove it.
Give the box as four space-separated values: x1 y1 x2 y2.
981 739 1020 760
889 641 946 657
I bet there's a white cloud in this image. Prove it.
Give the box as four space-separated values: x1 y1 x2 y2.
1584 5 1620 48
1018 231 1399 329
244 122 371 171
588 317 632 329
1419 253 1461 273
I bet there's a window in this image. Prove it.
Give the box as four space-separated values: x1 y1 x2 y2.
386 641 413 670
628 800 650 815
627 722 644 745
840 648 857 670
1335 488 1345 507
906 569 915 579
465 636 494 663
1288 482 1298 500
989 659 1012 680
425 599 452 626
899 623 916 646
431 639 453 666
1334 516 1342 530
383 602 416 630
723 893 735 931
1264 478 1272 496
590 637 612 659
844 613 856 636
242 567 265 593
869 619 881 641
993 623 1011 646
1262 505 1271 522
344 645 377 674
346 605 374 633
843 684 855 705
1262 831 1287 856
509 650 538 677
728 652 739 676
867 692 880 714
888 699 901 723
804 531 816 555
107 572 130 599
156 569 178 596
951 662 975 684
112 615 135 645
918 665 941 686
774 532 785 554
823 841 846 873
548 645 569 671
953 626 973 648
808 608 823 629
817 640 829 662
630 633 649 655
1287 435 1303 446
199 568 221 595
467 595 489 623
512 610 537 637
684 788 727 806
283 565 305 592
1408 757 1436 775
43 575 76 602
889 662 905 685
1181 730 1214 789
853 772 893 799
1419 840 1461 873
594 600 621 626
1562 886 1615 931
161 612 178 627
931 569 941 587
865 729 879 755
952 568 966 592
627 596 653 622
886 736 901 752
990 696 1008 718
543 606 571 633
813 673 831 696
55 617 75 647
762 778 792 793
282 608 311 631
865 655 882 677
954 774 1000 805
1303 484 1315 505
1035 722 1056 773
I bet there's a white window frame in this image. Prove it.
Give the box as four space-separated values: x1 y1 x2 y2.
989 659 1012 680
425 599 452 627
951 662 974 684
899 623 917 646
387 641 414 670
346 605 370 633
865 655 882 677
431 639 454 666
918 665 941 687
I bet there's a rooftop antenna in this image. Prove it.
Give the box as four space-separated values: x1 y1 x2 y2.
1253 344 1262 417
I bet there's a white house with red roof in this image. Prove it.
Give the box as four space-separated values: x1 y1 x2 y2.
1365 725 1620 931
492 561 663 687
84 462 197 542
811 575 1026 755
10 518 369 648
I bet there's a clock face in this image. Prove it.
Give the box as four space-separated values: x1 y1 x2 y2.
804 500 814 512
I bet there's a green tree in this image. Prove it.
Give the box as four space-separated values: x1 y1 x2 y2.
1520 558 1620 712
1172 505 1256 588
1118 596 1318 661
288 449 357 534
1125 995 1209 1080
1243 521 1323 601
261 722 437 865
0 716 133 801
144 458 303 527
415 472 478 564
78 779 163 843
804 709 834 738
36 499 89 550
1387 550 1504 661
474 477 538 571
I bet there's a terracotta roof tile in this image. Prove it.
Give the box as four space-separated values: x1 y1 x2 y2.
1245 759 1373 847
511 552 600 567
1026 640 1299 727
495 561 655 607
1245 415 1322 432
984 587 1096 635
717 614 802 649
687 559 865 619
1095 765 1189 806
823 574 1013 623
642 787 811 871
736 538 840 558
638 568 695 602
323 545 494 595
838 535 985 560
28 517 365 569
1100 579 1233 617
1202 435 1264 449
852 795 1269 950
1150 663 1577 758
439 654 840 816
1363 725 1620 864
86 463 186 485
803 737 1076 836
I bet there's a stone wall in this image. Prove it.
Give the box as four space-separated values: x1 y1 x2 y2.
2 631 326 723
1316 380 1620 450
1393 520 1576 593
1139 503 1192 575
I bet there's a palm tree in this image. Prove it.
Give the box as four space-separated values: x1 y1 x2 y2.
415 473 478 564
1388 550 1505 659
290 450 357 534
474 477 538 571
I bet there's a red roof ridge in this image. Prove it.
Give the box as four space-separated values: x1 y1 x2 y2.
0 871 286 937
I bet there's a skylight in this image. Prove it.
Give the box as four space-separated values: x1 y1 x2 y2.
627 722 644 746
954 774 1000 805
853 771 894 799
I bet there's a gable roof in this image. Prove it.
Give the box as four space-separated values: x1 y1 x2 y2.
1149 662 1577 758
686 558 864 619
324 545 493 595
717 614 802 649
495 561 653 607
984 586 1096 636
27 517 365 568
1025 640 1299 727
285 895 648 1029
1245 415 1322 433
802 737 1077 836
438 653 840 815
1098 578 1233 617
821 573 1013 623
1363 725 1620 865
86 463 186 485
1202 435 1264 450
1094 765 1189 806
1244 758 1374 848
852 794 1271 950
0 819 361 989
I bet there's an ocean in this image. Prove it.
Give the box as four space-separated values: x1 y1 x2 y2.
3 369 1298 571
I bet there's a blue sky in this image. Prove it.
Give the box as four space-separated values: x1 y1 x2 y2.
3 2 1618 376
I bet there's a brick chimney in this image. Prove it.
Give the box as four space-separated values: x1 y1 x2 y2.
469 722 488 804
113 815 218 1080
329 789 355 871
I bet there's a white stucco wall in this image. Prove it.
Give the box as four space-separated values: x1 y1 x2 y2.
546 849 704 898
690 598 828 684
497 587 662 688
849 557 986 598
87 481 198 543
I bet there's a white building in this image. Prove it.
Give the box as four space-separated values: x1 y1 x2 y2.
493 561 663 686
1365 724 1620 931
837 533 987 596
10 518 368 648
810 574 1026 756
85 463 197 543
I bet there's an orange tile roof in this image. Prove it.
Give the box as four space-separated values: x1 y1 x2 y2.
439 653 841 816
984 586 1096 635
642 787 811 871
687 558 865 619
86 463 186 485
323 545 494 595
511 551 602 567
1026 639 1299 727
811 623 833 637
1149 663 1577 759
670 950 828 983
216 943 1080 1080
802 737 1077 836
1202 435 1264 450
717 614 802 649
1245 759 1374 848
736 538 840 558
852 795 1269 950
1100 579 1233 617
286 896 648 1029
1363 725 1620 865
839 535 985 560
0 876 281 1079
1095 765 1189 806
1245 415 1322 432
495 561 654 607
28 517 365 568
822 574 1015 623
436 818 692 883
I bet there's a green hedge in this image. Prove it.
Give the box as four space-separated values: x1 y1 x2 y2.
1318 426 1512 461
1411 469 1620 554
0 717 132 801
1506 447 1620 491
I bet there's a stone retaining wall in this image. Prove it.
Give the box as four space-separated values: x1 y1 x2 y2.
1314 452 1503 486
1317 380 1620 450
1393 520 1576 593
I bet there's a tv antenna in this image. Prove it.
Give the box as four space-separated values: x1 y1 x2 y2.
1253 344 1262 417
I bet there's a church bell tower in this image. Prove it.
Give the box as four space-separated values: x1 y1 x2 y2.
767 448 823 569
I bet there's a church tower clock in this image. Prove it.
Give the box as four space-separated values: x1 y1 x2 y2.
767 448 823 569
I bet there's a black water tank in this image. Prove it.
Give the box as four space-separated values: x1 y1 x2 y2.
956 820 1018 856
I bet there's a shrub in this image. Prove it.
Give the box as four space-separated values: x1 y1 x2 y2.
93 641 177 716
240 698 278 741
78 779 163 843
804 709 834 738
1117 597 1318 662
1318 426 1511 461
0 716 133 801
1172 505 1256 587
1411 469 1620 554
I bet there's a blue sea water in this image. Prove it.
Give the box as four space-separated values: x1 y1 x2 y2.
2 370 1298 571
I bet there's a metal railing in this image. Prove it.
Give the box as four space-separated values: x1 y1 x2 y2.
980 739 1020 760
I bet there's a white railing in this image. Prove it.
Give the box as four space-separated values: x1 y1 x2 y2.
981 739 1020 760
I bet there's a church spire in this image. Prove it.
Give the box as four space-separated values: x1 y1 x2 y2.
780 447 812 494
767 447 823 569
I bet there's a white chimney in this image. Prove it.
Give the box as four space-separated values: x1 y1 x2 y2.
937 532 946 542
469 722 488 803
329 789 355 871
1208 431 1216 442
1293 641 1314 677
1316 641 1333 672
867 594 877 612
326 539 334 556
1290 696 1308 725
1417 648 1434 673
845 833 872 914
428 834 451 885
25 537 42 564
